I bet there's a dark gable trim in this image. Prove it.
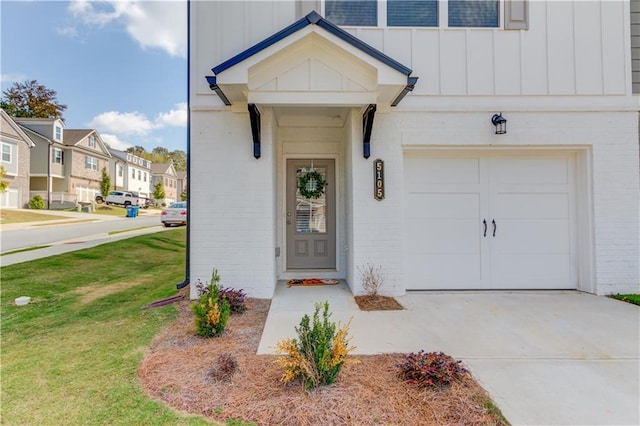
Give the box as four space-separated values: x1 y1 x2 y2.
210 10 414 80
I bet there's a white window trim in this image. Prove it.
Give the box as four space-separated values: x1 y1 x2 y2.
53 148 63 164
1 143 12 163
86 155 98 171
320 0 505 29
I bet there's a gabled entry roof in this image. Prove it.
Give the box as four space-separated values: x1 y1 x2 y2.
207 11 418 107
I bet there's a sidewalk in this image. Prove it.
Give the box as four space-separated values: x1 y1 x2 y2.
1 208 160 231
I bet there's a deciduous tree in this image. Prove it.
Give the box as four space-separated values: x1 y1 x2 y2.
1 80 67 119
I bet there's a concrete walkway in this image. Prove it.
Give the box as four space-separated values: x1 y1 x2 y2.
258 281 640 425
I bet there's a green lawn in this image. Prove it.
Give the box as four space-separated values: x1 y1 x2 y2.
0 210 68 224
0 228 211 425
609 294 640 306
92 204 129 216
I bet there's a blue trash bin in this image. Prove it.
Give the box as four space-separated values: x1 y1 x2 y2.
133 206 139 217
126 206 135 217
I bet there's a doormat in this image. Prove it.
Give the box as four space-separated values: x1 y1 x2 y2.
287 278 340 287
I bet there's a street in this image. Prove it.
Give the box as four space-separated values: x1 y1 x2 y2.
0 209 171 266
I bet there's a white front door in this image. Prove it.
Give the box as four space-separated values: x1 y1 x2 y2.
286 159 336 270
404 152 577 290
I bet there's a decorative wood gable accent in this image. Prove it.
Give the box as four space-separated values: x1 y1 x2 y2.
206 11 417 108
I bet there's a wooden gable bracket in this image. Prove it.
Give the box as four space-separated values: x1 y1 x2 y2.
362 104 376 159
248 103 261 159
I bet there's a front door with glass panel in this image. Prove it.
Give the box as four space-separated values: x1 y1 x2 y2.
286 159 336 269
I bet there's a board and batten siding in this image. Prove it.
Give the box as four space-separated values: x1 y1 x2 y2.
632 0 640 93
193 0 631 103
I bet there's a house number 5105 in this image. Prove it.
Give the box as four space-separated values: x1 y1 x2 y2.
374 159 384 201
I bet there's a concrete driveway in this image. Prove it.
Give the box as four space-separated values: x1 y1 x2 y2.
258 283 640 425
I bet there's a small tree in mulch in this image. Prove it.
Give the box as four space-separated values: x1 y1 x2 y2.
355 263 404 311
358 263 384 298
276 301 356 391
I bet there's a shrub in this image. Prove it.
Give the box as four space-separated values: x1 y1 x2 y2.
220 287 247 314
397 350 468 388
29 194 45 209
207 353 239 382
276 301 355 390
195 280 247 314
191 269 231 337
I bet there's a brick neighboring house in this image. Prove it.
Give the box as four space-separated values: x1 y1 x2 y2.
108 148 152 197
62 130 112 204
151 162 178 205
15 117 72 208
0 110 35 208
176 170 187 201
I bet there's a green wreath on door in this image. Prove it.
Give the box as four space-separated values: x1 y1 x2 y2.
297 170 327 199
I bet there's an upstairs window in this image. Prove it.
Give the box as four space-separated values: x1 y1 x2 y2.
326 0 377 26
387 0 437 26
118 165 123 177
132 168 136 179
88 135 96 148
53 148 63 164
85 156 98 171
54 125 62 141
448 0 498 27
1 143 11 163
324 0 500 28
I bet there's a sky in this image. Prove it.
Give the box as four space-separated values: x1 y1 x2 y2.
1 0 187 153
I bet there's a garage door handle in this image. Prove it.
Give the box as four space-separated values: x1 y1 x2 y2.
492 219 497 237
483 219 487 237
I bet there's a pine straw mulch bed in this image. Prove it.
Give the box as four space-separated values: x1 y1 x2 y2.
139 298 507 426
354 295 405 311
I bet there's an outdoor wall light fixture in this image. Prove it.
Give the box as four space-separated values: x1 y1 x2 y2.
491 113 507 134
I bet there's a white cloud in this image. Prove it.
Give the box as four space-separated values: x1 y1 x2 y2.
89 111 155 136
1 73 28 84
100 133 132 151
155 102 187 128
68 0 187 58
56 26 78 37
88 104 186 142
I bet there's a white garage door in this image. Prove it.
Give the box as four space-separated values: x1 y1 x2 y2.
404 152 577 290
0 188 19 208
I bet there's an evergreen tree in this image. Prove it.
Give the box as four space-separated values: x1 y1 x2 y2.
100 167 111 199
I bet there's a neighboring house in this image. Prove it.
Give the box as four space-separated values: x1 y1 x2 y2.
0 110 35 208
62 129 112 204
151 162 178 205
15 117 72 208
108 148 152 197
189 1 640 298
176 170 187 200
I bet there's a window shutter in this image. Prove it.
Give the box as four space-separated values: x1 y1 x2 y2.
296 0 320 19
504 0 528 30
